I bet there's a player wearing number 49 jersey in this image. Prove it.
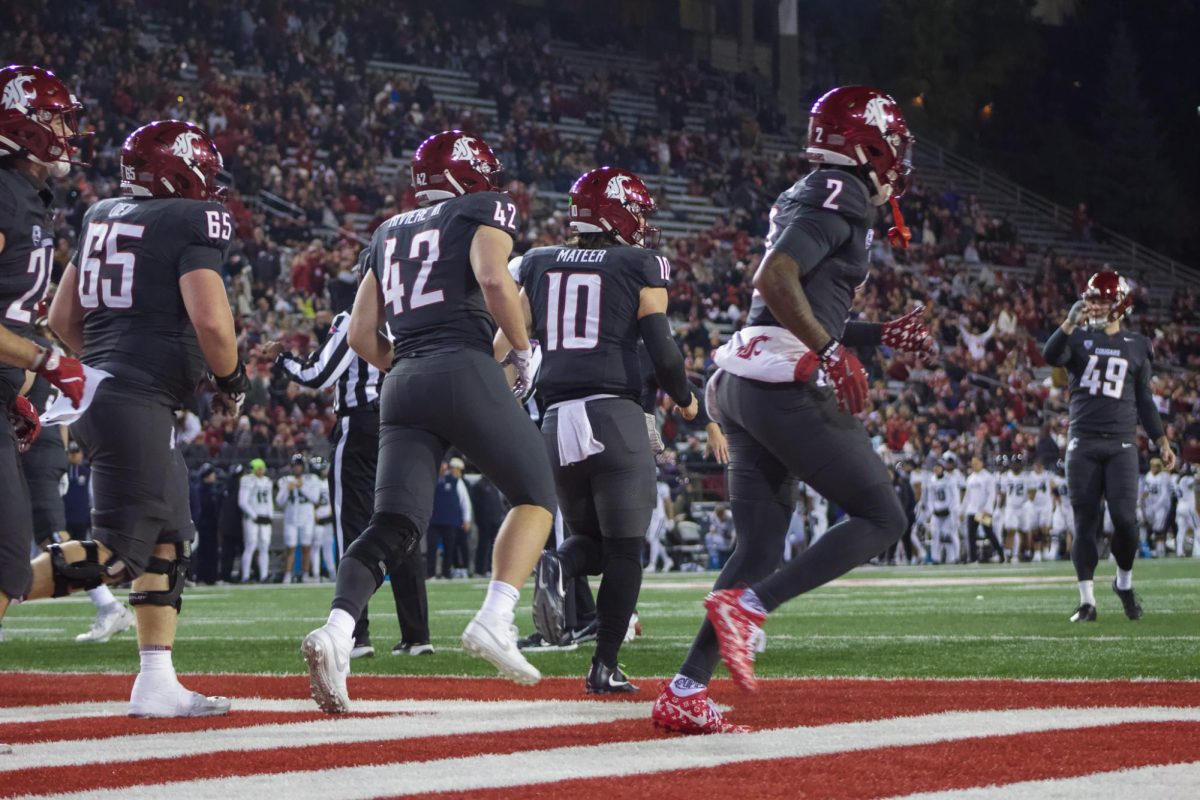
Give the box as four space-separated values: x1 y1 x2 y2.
1043 269 1172 624
503 167 699 695
33 120 245 718
304 131 557 713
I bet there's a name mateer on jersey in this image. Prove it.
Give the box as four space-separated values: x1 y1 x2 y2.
519 243 671 406
364 190 520 360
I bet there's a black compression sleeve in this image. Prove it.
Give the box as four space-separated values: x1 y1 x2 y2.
842 321 883 347
1042 327 1071 366
638 313 693 407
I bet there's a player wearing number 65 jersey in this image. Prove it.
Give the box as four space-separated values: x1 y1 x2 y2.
1043 270 1172 624
37 120 244 718
304 130 557 713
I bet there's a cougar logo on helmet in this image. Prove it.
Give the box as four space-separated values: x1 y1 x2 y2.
605 174 633 202
170 131 204 165
450 136 481 163
2 74 35 113
863 96 892 135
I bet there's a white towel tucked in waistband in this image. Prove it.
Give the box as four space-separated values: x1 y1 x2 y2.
547 393 619 466
40 365 113 427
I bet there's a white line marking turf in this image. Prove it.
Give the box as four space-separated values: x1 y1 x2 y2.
886 760 1200 799
13 706 1200 800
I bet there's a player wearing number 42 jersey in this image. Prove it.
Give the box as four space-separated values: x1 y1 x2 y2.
501 167 699 695
37 120 246 718
304 131 557 713
1043 270 1172 624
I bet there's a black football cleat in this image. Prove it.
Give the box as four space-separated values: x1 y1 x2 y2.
1069 603 1097 623
1112 580 1143 620
586 660 639 694
532 551 567 644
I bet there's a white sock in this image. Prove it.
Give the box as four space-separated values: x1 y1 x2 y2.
671 673 706 696
326 608 356 640
738 588 767 616
88 585 118 611
1078 580 1095 606
138 648 177 684
1115 568 1132 591
480 580 519 617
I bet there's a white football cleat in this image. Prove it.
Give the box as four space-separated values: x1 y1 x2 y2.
129 676 230 718
302 624 352 713
76 604 135 643
462 610 541 686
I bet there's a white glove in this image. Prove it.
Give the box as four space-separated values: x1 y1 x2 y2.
1066 300 1087 327
504 347 535 398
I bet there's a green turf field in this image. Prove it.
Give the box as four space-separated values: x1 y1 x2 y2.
3 560 1198 680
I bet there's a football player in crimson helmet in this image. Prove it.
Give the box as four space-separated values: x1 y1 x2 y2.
410 129 503 204
1 65 89 637
1045 268 1174 624
120 120 225 201
567 166 661 248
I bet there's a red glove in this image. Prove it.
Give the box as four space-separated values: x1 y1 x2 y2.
32 347 85 409
8 395 41 452
795 340 868 415
881 304 936 362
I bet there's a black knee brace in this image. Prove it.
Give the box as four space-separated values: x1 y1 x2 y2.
344 512 422 585
129 542 189 613
48 541 127 597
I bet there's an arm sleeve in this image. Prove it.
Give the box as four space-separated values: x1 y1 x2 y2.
1134 347 1165 440
178 201 234 275
276 315 354 389
638 312 693 407
768 211 852 278
842 321 883 347
303 477 322 504
458 480 473 526
1041 328 1072 367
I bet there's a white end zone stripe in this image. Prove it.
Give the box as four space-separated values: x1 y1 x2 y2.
887 760 1200 799
18 706 1200 800
0 700 648 773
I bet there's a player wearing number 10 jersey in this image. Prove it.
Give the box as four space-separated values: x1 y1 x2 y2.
1042 270 1172 624
304 131 556 713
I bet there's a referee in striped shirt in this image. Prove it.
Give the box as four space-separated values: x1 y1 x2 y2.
261 311 431 658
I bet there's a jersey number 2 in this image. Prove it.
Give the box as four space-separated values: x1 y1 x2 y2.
382 230 444 315
545 271 600 351
3 246 51 324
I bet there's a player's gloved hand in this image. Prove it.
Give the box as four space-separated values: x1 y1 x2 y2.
31 346 85 408
1065 300 1087 327
881 304 936 362
503 347 534 398
645 412 665 455
7 395 41 453
211 361 248 417
795 339 868 415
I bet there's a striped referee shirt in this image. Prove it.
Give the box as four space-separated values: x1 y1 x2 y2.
276 311 383 414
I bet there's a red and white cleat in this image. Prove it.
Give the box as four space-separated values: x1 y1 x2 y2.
704 589 766 692
651 682 749 735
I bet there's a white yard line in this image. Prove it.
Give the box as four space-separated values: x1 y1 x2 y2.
14 706 1200 800
885 760 1200 799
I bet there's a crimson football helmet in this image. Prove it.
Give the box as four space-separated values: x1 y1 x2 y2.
411 130 502 205
1082 270 1132 327
120 120 224 201
0 65 86 178
569 166 660 248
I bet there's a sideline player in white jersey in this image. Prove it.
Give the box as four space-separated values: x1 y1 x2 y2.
1174 462 1198 557
963 456 1003 562
277 454 321 582
908 459 931 558
645 475 674 573
998 453 1032 562
805 483 829 544
1140 458 1173 558
1027 460 1054 561
1049 464 1073 559
926 461 960 563
310 457 334 580
238 458 274 583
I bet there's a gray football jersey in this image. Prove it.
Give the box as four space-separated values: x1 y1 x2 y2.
73 196 233 405
1056 328 1153 438
0 167 54 400
747 168 875 340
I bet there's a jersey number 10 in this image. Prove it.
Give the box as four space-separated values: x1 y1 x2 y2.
1079 354 1128 399
544 271 601 351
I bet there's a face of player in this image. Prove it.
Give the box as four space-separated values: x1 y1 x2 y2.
253 466 266 477
971 457 983 473
292 464 305 477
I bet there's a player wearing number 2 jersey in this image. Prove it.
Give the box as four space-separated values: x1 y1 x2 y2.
37 120 243 718
304 131 556 713
1043 269 1172 624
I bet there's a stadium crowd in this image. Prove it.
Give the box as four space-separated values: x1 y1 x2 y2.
4 0 1198 573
